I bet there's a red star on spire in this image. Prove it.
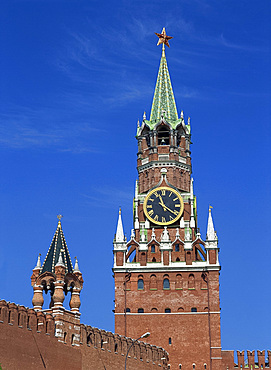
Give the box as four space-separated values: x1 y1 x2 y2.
155 27 173 48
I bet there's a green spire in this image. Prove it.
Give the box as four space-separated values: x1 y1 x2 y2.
150 44 178 123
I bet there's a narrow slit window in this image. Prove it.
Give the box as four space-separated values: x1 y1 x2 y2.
163 278 170 290
138 278 144 290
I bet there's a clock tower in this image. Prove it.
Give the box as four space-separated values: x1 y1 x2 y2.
113 29 222 370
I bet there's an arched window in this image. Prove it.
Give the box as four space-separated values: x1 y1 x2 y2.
178 307 184 312
165 308 171 313
157 125 170 145
168 337 172 345
176 257 180 262
114 343 118 353
151 245 155 253
201 275 208 290
64 332 67 343
138 308 144 313
175 244 180 252
191 307 197 312
175 274 183 290
152 257 156 262
151 307 158 312
138 278 144 290
179 365 182 369
163 278 170 290
125 308 131 312
188 274 195 289
193 364 196 369
150 274 157 290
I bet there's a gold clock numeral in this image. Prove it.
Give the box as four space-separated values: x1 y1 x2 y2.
169 216 174 220
173 210 179 216
162 217 166 223
173 197 178 201
149 198 154 202
175 204 181 207
154 192 158 197
169 192 172 197
154 215 158 221
161 189 165 195
147 205 152 209
148 210 154 216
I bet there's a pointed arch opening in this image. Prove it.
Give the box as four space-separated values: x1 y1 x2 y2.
157 124 170 145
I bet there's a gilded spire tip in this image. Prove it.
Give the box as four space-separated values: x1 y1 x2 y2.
57 214 63 227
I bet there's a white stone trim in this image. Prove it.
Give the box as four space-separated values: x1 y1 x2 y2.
115 311 220 315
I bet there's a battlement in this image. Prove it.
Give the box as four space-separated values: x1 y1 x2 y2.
236 350 271 369
0 299 168 369
0 299 55 335
80 324 168 365
222 350 271 369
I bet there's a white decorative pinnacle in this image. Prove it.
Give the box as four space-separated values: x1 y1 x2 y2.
134 181 139 230
130 229 135 239
73 257 81 273
181 110 184 119
115 208 125 242
206 206 217 241
185 227 191 241
151 228 156 239
137 119 140 128
140 229 146 242
175 228 180 239
56 250 65 267
161 227 170 242
190 178 195 228
143 111 146 120
34 253 42 270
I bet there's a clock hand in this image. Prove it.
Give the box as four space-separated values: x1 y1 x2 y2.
158 202 177 215
158 194 167 211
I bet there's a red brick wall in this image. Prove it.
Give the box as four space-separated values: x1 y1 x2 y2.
0 300 168 370
115 270 222 370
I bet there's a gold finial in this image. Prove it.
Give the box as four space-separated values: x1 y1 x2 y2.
119 207 121 215
209 205 213 212
57 214 63 227
155 28 173 49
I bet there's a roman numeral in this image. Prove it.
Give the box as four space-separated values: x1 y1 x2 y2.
147 205 152 209
154 215 158 221
154 192 158 197
169 216 174 220
162 217 166 223
173 197 178 201
173 210 179 215
148 210 154 216
175 204 181 207
169 192 172 197
161 189 165 195
149 198 154 202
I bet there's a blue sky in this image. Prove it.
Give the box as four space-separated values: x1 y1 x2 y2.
0 0 270 353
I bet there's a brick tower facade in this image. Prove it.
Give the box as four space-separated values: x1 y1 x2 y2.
113 29 222 370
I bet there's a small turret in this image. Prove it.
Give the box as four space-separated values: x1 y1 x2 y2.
113 208 127 267
116 208 125 242
205 206 219 265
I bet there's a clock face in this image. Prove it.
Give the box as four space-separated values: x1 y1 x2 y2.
143 186 184 225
